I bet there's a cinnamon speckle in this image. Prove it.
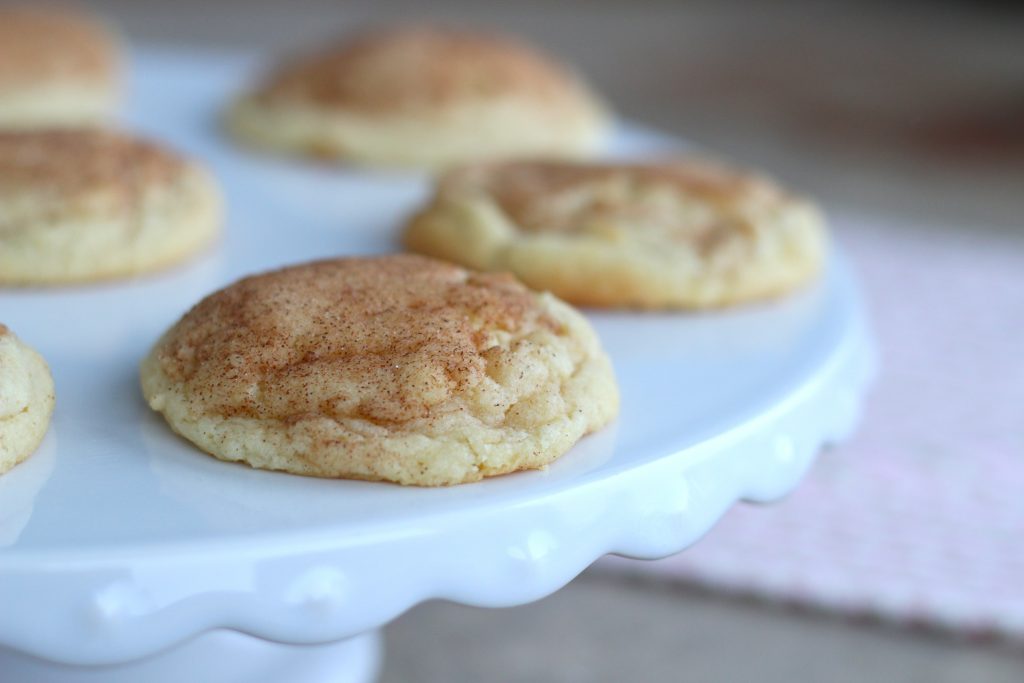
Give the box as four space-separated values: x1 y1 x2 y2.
157 255 552 425
0 129 186 207
438 158 790 256
0 7 116 87
256 26 588 114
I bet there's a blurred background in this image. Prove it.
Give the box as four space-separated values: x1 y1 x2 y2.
84 0 1024 680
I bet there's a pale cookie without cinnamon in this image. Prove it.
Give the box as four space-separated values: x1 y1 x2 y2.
0 129 222 285
403 158 827 309
140 255 618 486
0 325 55 475
0 7 120 128
226 26 609 169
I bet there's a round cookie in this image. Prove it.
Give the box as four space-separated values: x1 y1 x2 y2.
141 255 618 486
0 7 120 128
403 158 828 309
0 129 222 285
227 26 609 169
0 325 55 475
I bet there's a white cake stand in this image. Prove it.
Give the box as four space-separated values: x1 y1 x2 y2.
0 51 874 682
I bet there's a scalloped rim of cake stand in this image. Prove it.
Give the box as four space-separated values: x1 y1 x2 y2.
0 256 873 666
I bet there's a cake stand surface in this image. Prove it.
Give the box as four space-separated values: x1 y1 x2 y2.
0 51 874 681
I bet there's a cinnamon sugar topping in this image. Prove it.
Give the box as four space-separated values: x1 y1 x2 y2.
0 129 185 200
439 159 789 251
156 255 559 425
0 8 116 87
258 26 585 113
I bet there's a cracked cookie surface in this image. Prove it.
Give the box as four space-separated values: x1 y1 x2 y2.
141 255 618 486
404 158 827 308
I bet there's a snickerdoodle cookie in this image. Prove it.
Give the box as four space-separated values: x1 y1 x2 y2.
0 325 54 475
0 7 120 128
141 255 618 486
0 129 221 284
403 158 827 308
227 26 609 168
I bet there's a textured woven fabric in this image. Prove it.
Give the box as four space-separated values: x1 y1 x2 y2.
598 214 1024 639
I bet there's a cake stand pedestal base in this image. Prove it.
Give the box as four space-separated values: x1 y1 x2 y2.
0 630 382 683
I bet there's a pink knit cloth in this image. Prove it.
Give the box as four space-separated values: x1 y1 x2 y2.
598 213 1024 639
